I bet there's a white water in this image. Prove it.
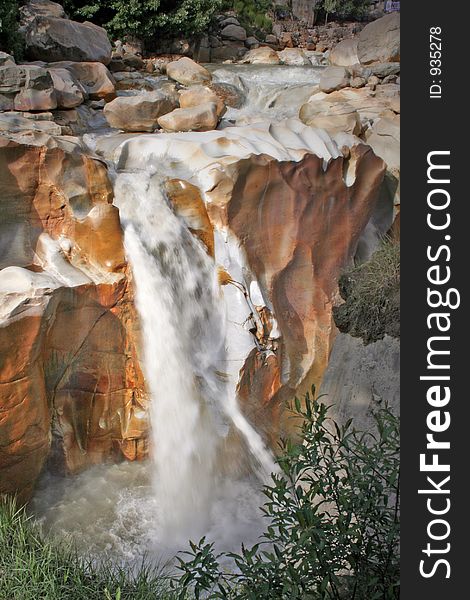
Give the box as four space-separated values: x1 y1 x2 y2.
114 171 276 545
209 64 323 124
32 170 276 563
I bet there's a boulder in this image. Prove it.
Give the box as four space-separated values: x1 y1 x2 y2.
220 17 241 27
0 65 58 111
240 47 280 65
221 24 247 42
357 13 400 65
166 57 212 86
103 90 178 132
0 52 15 67
48 67 85 108
179 86 226 117
319 66 350 93
0 111 62 136
210 82 245 108
21 12 112 64
211 44 247 62
351 76 366 88
19 0 65 20
278 48 310 66
329 38 359 67
369 62 400 78
299 99 362 136
122 53 145 70
265 34 278 45
50 61 116 101
0 137 148 501
157 102 219 132
245 36 260 50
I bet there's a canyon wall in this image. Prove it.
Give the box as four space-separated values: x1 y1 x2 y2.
0 121 385 500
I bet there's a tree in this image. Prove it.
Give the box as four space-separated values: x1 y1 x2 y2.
0 0 24 58
64 0 223 42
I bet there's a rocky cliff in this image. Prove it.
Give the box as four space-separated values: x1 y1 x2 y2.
0 137 148 503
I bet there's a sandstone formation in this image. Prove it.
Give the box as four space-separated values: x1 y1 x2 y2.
299 99 361 136
157 102 219 133
166 57 212 86
0 137 148 502
102 121 386 444
104 90 179 132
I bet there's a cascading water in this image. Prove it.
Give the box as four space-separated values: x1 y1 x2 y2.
114 171 277 545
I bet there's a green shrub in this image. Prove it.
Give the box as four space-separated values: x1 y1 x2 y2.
0 497 173 600
317 0 371 22
223 0 273 34
174 392 400 599
333 238 400 344
63 0 223 42
0 0 24 59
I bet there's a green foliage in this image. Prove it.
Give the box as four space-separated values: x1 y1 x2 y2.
64 0 223 41
0 497 174 600
223 0 273 34
175 392 400 599
334 238 400 344
317 0 371 21
0 0 24 59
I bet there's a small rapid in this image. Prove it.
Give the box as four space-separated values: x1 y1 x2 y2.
208 63 323 124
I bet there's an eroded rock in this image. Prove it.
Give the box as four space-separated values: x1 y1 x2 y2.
104 90 178 132
157 102 219 132
166 57 212 86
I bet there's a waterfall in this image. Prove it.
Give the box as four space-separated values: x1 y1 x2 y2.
114 171 276 544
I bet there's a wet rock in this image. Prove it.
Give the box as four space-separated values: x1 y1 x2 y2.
157 102 219 132
0 136 148 500
179 85 226 117
299 99 361 136
103 89 178 132
166 57 212 86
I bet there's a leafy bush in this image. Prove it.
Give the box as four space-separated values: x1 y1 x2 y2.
222 0 273 34
0 497 173 600
64 0 223 41
0 0 24 59
316 0 371 22
175 392 400 599
334 238 400 344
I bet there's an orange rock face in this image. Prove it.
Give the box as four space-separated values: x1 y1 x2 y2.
0 137 147 502
208 146 386 440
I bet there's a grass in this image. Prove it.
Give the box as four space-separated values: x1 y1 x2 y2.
333 238 400 344
0 497 176 600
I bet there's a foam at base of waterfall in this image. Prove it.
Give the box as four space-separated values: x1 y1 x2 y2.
114 171 277 546
31 461 266 568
